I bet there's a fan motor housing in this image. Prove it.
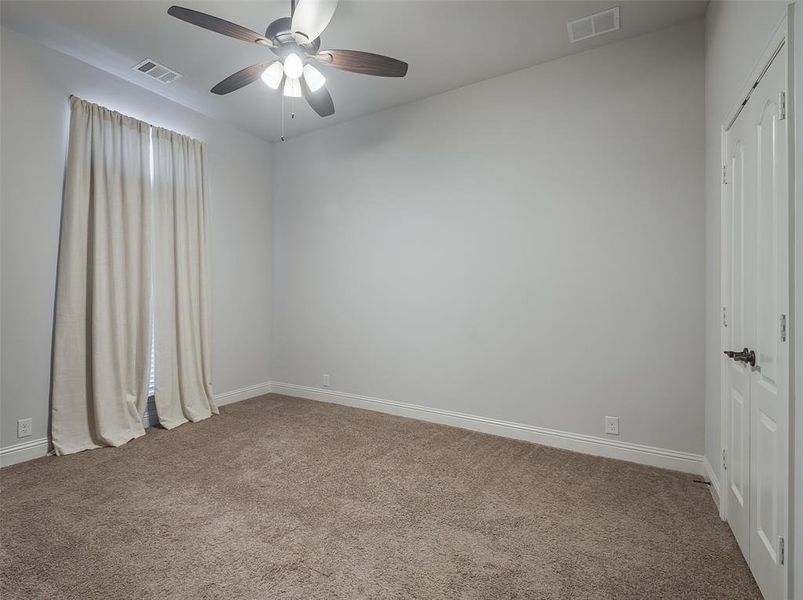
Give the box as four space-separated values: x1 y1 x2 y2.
266 17 321 56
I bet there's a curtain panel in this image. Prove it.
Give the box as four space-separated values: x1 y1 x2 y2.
152 127 217 427
52 97 215 455
52 98 152 454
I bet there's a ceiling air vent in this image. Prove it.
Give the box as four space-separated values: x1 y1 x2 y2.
132 59 182 84
568 7 620 43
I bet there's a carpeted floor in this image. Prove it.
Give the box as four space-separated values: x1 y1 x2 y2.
1 394 759 599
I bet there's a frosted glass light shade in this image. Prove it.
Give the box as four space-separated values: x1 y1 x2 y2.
303 64 326 92
283 77 302 98
261 61 284 89
283 53 304 79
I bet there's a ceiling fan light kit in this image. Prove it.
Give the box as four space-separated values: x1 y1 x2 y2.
167 1 408 138
302 64 326 92
282 53 304 79
283 77 303 98
260 61 285 90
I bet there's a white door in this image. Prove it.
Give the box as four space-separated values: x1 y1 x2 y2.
724 98 752 560
723 42 789 600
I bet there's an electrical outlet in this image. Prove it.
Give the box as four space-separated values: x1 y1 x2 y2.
17 418 32 438
323 374 330 388
605 416 619 436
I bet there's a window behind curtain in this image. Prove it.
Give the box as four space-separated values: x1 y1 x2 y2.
143 334 157 427
143 130 158 428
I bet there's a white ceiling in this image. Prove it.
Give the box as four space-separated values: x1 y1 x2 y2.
0 1 707 142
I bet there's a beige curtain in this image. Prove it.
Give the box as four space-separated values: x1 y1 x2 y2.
51 97 152 455
152 127 217 428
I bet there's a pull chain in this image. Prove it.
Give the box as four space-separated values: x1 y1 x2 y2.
281 91 286 142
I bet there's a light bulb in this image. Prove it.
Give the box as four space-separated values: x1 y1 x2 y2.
260 61 284 90
283 53 304 79
303 64 326 92
283 77 302 98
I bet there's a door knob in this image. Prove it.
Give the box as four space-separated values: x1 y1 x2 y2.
723 347 756 367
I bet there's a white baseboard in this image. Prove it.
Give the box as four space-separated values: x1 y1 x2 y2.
0 437 50 467
269 382 705 475
703 457 722 515
1 382 705 476
215 382 272 407
0 382 274 468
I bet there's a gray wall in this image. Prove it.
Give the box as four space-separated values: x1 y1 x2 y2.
272 22 706 454
703 0 789 481
0 27 274 448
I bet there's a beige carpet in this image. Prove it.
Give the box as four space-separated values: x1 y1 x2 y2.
1 394 759 599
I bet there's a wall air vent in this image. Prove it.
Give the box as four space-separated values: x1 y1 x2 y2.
132 59 182 84
567 7 620 43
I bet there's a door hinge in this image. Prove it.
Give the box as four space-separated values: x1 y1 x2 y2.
722 306 728 328
779 92 786 121
780 314 787 342
722 448 727 470
779 536 785 565
722 164 728 185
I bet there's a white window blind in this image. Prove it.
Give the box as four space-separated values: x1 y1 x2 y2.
148 320 156 398
143 130 157 428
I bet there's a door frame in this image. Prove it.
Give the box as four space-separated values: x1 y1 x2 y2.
719 12 794 598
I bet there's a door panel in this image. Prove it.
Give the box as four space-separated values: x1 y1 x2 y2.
755 94 781 391
729 388 748 503
729 140 746 348
754 409 778 562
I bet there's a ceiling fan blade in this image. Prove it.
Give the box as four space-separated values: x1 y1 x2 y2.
168 6 273 47
300 77 335 117
211 63 270 95
291 0 338 44
315 50 408 77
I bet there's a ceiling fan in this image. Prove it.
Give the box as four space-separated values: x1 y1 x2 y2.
167 1 408 120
